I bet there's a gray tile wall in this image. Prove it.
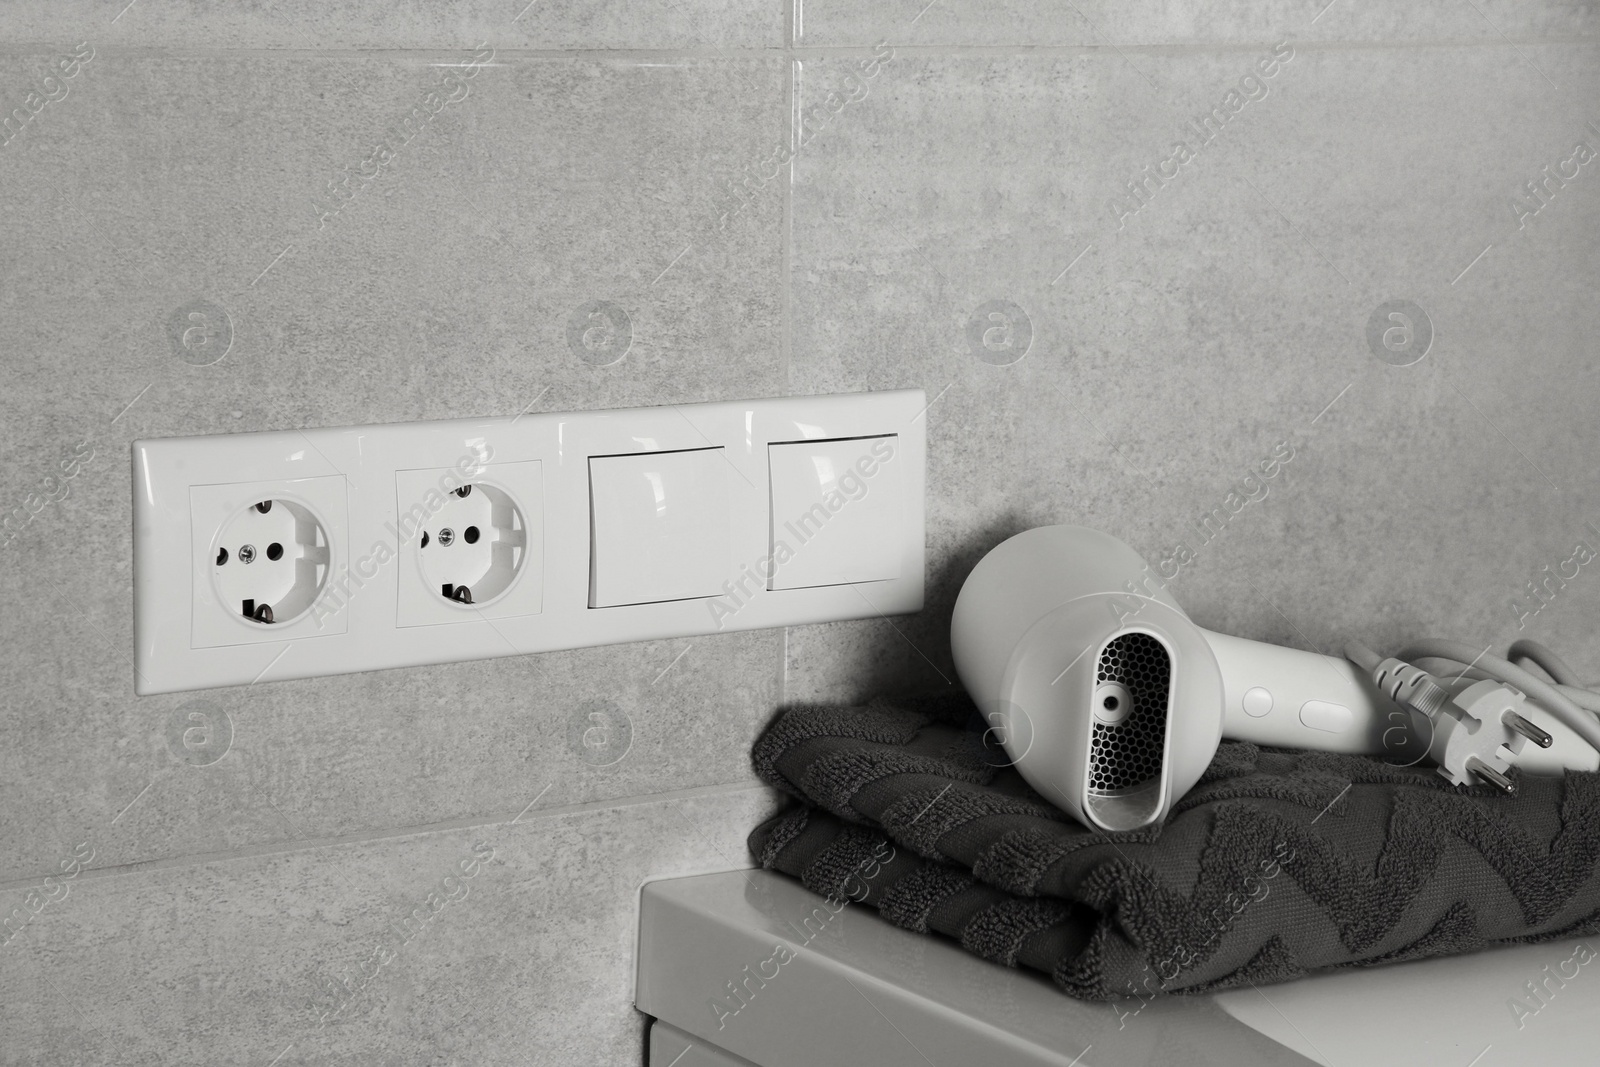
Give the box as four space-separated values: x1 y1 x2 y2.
1 2 1595 1063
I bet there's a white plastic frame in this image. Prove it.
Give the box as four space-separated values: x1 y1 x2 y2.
132 390 926 694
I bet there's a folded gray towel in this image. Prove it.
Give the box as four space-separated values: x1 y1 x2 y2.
748 698 1600 999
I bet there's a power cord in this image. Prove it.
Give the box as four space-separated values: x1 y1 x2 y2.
1345 639 1600 795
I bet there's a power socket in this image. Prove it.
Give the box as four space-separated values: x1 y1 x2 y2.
189 476 349 648
133 390 926 693
395 460 544 627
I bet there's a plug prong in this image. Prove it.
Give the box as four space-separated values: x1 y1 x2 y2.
1465 755 1515 795
1502 711 1553 749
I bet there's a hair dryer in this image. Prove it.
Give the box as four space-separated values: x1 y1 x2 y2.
951 526 1600 832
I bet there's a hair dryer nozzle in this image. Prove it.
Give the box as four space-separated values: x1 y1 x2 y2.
953 526 1224 831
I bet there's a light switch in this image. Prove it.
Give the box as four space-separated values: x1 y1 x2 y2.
768 435 903 590
589 447 731 607
133 390 924 694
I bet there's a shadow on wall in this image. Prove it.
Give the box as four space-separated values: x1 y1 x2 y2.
838 510 1043 704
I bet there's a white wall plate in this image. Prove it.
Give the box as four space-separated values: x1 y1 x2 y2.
132 390 926 694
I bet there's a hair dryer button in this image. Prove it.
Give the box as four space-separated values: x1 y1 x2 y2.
1299 699 1353 734
1242 687 1273 717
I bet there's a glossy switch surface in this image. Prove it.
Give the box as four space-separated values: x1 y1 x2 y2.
588 447 731 608
767 435 904 590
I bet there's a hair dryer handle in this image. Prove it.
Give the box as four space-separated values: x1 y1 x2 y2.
1199 629 1410 756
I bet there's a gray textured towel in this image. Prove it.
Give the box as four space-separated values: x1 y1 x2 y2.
748 697 1600 999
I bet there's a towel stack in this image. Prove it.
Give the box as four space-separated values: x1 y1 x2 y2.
748 695 1600 999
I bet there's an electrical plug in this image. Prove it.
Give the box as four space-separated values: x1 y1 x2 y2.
1425 678 1552 794
1355 648 1552 794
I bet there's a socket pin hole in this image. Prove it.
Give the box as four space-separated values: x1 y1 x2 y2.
455 485 472 498
420 531 430 548
1103 695 1120 711
452 585 473 604
464 526 480 544
217 498 325 627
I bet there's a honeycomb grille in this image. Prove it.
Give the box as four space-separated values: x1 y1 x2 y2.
1088 632 1170 795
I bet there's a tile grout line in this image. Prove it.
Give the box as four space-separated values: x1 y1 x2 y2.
782 1 796 398
779 0 797 709
0 780 778 894
787 35 1600 54
0 36 1591 59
